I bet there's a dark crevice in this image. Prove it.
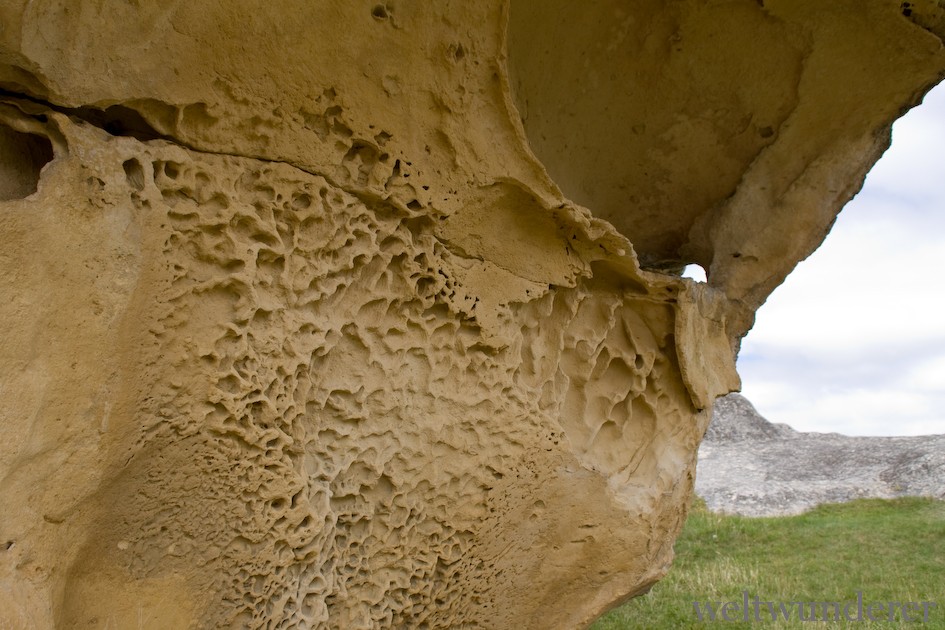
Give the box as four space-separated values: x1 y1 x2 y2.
70 104 167 142
0 87 170 142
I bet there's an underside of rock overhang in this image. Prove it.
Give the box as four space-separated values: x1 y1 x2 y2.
0 1 943 628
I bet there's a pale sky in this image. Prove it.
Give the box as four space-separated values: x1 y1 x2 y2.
688 83 945 437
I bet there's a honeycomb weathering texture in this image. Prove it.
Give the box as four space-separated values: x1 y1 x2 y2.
1 1 943 628
0 113 699 629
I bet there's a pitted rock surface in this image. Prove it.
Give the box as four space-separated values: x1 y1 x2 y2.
2 1 945 628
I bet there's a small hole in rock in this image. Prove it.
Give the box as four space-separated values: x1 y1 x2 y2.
416 277 435 295
682 264 707 283
0 126 53 201
123 158 145 191
372 4 389 20
291 193 312 210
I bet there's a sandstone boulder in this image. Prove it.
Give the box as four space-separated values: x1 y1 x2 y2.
0 1 943 628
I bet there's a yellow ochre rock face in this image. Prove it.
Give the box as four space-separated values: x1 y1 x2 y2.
0 1 942 628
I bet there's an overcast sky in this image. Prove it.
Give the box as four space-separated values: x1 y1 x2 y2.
689 83 945 437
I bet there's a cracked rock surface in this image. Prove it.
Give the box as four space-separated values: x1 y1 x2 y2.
697 394 945 517
0 1 944 628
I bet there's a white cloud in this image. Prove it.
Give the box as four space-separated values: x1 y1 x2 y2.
902 354 945 393
864 87 945 208
759 387 934 436
736 83 945 437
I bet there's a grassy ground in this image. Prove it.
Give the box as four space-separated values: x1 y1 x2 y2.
591 497 945 629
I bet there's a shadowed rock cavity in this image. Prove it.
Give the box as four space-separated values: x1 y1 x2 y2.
0 1 942 628
0 124 52 200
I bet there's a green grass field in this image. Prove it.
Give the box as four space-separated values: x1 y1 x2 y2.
591 497 945 629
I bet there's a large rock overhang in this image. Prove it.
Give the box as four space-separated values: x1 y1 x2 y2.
508 0 945 334
0 1 942 628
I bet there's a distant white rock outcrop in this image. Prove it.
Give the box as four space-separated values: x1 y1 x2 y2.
696 394 945 517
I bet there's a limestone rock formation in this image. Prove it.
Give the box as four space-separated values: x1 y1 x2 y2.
0 1 943 628
697 394 945 517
